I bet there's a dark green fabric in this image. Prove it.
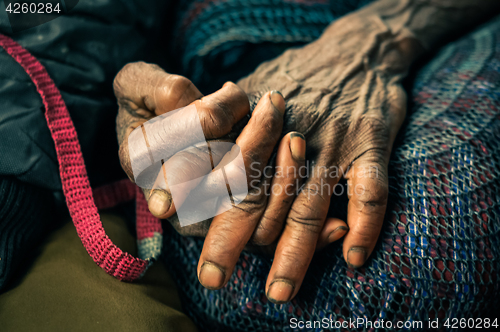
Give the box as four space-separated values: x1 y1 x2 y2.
0 214 197 332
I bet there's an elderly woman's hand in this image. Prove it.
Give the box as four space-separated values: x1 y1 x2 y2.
196 8 414 303
114 62 328 244
115 0 500 306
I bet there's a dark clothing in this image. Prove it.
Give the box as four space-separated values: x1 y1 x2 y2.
0 0 170 288
1 0 500 331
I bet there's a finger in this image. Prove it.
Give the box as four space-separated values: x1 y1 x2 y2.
197 91 286 290
127 83 249 170
265 166 336 304
115 62 249 137
147 141 231 218
116 66 249 187
120 83 250 219
114 61 203 117
194 81 250 139
340 84 404 267
316 218 349 250
145 80 252 216
115 63 203 180
251 132 306 245
342 152 389 268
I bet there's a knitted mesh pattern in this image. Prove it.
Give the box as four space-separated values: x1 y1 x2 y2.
162 16 500 331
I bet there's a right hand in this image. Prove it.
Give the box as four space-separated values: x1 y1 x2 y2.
114 62 341 246
114 62 247 234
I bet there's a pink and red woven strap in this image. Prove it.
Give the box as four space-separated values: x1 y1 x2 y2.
0 33 161 281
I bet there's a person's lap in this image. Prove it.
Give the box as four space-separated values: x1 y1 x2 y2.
0 214 197 332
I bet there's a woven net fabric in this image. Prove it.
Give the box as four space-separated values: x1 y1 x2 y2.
162 15 500 331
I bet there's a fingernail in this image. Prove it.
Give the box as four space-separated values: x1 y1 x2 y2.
327 226 348 243
290 132 306 162
267 279 294 304
270 90 286 115
347 247 367 268
199 262 226 290
148 190 171 216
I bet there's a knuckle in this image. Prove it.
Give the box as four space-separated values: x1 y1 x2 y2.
287 213 323 235
346 116 390 157
199 103 234 138
113 66 130 97
223 81 247 103
114 62 161 100
350 179 388 214
115 61 146 83
159 74 193 104
168 74 192 91
117 61 140 78
233 196 266 216
223 81 238 90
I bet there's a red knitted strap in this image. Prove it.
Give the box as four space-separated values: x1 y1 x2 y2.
93 179 137 210
135 186 163 241
93 179 164 242
0 34 150 281
93 181 163 244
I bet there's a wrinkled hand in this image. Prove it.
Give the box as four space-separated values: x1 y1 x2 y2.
209 12 408 303
114 62 250 234
114 62 339 247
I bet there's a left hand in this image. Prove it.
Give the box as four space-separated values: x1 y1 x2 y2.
197 10 409 303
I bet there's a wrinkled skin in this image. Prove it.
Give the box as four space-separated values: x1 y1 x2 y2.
198 12 409 303
115 0 500 304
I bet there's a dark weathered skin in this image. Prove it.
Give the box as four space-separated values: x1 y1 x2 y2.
115 0 500 303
